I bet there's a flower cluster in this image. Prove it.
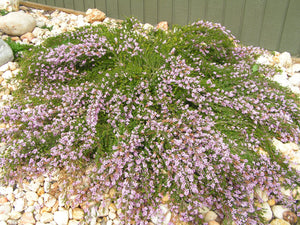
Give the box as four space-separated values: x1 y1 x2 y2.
1 18 299 224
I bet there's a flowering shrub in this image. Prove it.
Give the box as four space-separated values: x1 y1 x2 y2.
1 18 299 224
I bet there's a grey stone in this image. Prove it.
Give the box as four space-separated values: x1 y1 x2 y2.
0 12 36 36
0 40 13 67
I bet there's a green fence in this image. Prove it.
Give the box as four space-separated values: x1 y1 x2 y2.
24 0 300 56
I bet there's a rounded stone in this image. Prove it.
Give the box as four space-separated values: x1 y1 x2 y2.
19 212 35 224
0 202 11 214
208 221 220 225
289 73 300 87
0 12 36 36
255 187 269 202
268 198 276 207
108 211 116 220
0 197 8 204
68 220 80 225
43 194 57 208
9 211 21 220
25 191 38 202
282 211 297 224
40 212 54 223
260 202 273 222
204 211 218 222
271 205 289 219
54 210 69 225
270 219 290 225
72 208 84 220
0 40 13 67
2 70 12 80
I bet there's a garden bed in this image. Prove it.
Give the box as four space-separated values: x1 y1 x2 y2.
0 9 299 225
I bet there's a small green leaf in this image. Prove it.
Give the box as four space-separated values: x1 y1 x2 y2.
252 64 259 73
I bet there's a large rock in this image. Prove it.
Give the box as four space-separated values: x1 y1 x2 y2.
0 11 36 36
0 40 13 67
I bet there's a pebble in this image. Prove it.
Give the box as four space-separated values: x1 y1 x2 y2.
68 220 80 225
271 205 290 219
204 211 218 222
72 208 84 220
13 198 24 212
282 211 297 224
9 211 21 220
25 191 38 202
18 212 36 224
256 202 273 222
254 187 269 202
43 194 57 208
40 212 54 223
54 210 69 225
208 221 220 225
268 198 276 207
269 219 290 225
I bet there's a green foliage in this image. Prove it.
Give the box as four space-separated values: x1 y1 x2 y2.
4 37 32 59
0 9 8 16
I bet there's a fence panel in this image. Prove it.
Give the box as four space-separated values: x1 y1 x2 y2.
106 0 118 19
157 0 172 24
259 0 289 52
118 0 131 19
206 0 225 25
189 0 206 24
45 0 55 7
73 0 84 12
144 0 158 25
84 0 96 11
22 0 300 56
130 0 143 22
63 0 74 10
55 0 64 8
173 0 188 26
95 0 106 15
223 0 245 39
240 0 266 47
279 0 300 55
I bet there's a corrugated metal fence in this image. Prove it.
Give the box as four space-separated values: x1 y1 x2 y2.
24 0 300 56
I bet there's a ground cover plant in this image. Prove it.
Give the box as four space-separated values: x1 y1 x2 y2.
0 18 299 224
